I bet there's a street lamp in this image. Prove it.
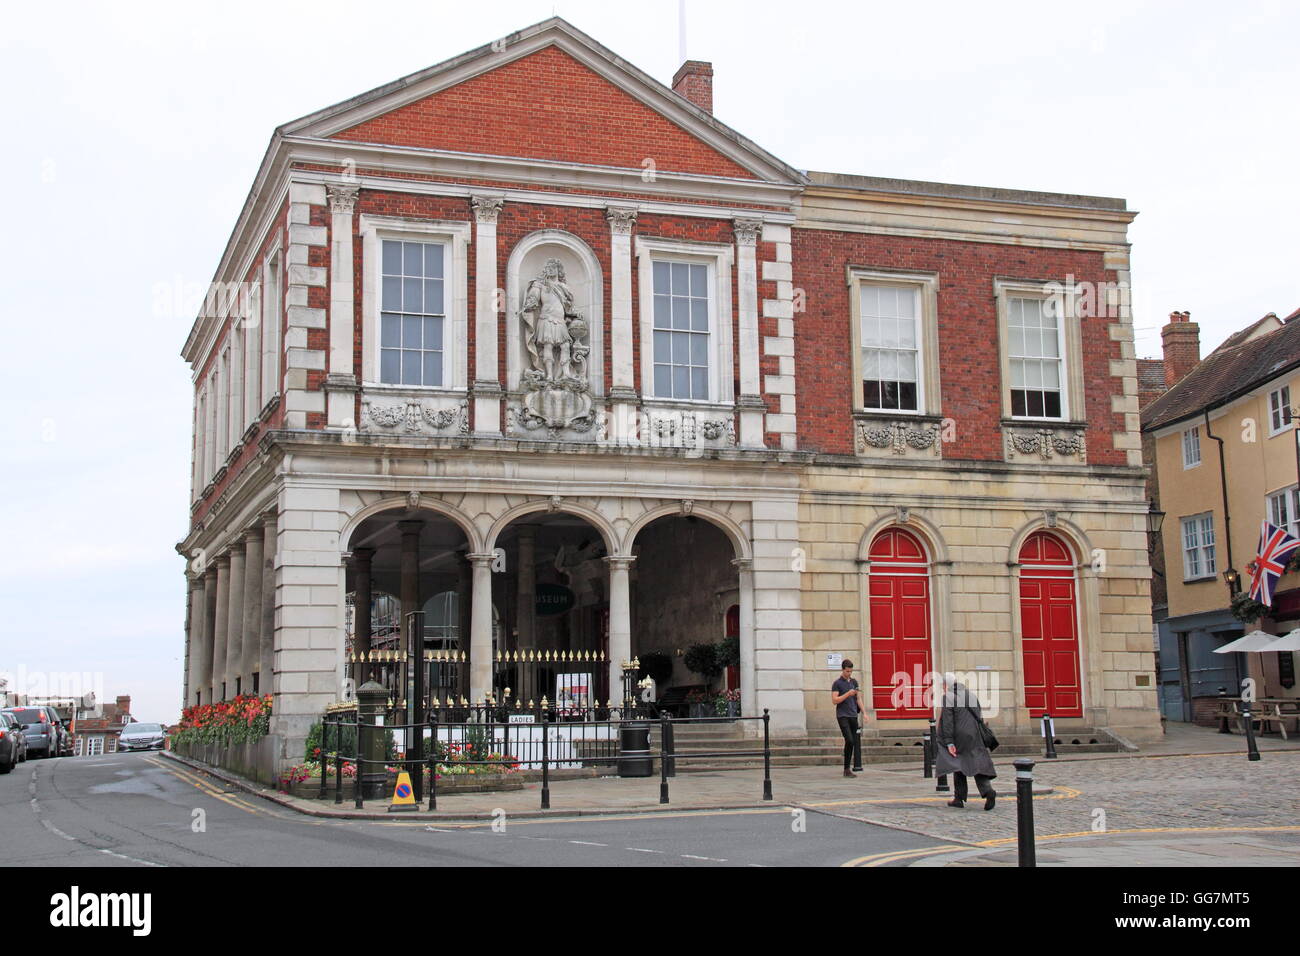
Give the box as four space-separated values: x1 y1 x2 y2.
1146 499 1165 554
1223 567 1240 594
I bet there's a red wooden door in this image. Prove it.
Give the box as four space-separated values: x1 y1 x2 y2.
868 529 933 718
1019 532 1083 718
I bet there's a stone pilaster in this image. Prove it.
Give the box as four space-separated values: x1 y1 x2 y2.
606 206 639 443
325 182 361 429
734 218 765 447
471 196 504 435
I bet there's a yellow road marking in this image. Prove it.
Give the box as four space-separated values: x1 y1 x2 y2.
809 785 1081 809
147 757 265 816
840 844 970 867
974 824 1300 847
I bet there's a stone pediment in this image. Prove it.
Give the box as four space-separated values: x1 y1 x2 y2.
281 18 806 185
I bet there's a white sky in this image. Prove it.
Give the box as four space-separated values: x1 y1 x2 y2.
1 0 1296 725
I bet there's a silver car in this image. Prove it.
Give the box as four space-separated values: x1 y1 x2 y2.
118 722 167 752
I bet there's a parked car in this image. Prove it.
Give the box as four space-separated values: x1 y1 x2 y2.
39 706 73 757
1 707 52 760
5 713 28 762
0 712 25 771
117 723 168 753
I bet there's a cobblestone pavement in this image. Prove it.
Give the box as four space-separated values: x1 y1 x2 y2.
820 750 1300 866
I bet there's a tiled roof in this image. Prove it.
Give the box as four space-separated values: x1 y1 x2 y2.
1136 358 1166 391
1141 316 1300 432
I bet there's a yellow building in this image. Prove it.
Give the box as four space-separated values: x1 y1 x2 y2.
1143 311 1300 724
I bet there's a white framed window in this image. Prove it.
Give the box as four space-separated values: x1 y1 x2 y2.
1181 513 1217 580
380 239 447 387
1268 485 1300 539
359 216 470 391
861 284 919 411
1269 385 1292 436
848 268 940 416
1182 425 1201 468
994 278 1083 422
1008 296 1063 418
651 259 711 400
636 237 734 406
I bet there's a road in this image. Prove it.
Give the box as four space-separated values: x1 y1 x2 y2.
3 752 947 867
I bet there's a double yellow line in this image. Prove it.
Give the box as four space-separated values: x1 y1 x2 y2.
146 757 265 816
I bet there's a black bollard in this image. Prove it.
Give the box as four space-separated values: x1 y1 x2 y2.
1217 687 1232 734
923 720 934 779
540 717 551 810
1241 699 1261 762
1043 713 1057 759
1014 758 1037 867
659 715 670 805
762 709 773 801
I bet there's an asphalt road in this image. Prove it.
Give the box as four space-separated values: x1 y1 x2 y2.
2 751 953 867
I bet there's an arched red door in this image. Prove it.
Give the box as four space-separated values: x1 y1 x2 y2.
868 528 933 718
1019 531 1082 718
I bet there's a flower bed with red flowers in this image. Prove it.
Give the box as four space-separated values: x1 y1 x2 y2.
173 694 273 748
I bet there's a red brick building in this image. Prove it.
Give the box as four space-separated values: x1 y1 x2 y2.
180 18 1159 771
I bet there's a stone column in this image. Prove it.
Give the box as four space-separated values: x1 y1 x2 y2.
468 553 496 702
471 196 504 436
733 558 756 719
515 526 536 652
211 556 230 702
225 541 246 697
606 206 639 442
240 528 264 693
400 521 422 716
201 566 217 704
259 513 277 696
604 556 636 700
185 576 205 709
351 547 375 687
734 218 766 447
325 182 361 429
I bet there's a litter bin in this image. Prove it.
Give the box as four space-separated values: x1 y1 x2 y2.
618 721 653 777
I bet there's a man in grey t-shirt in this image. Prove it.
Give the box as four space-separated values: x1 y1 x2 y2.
831 660 863 776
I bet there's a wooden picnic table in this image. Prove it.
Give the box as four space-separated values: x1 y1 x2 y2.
1213 697 1300 739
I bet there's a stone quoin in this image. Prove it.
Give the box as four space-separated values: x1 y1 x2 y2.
178 17 1160 774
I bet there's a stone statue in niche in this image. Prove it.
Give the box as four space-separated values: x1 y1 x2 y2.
517 257 594 434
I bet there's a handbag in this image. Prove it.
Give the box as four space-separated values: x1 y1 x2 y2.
967 705 999 752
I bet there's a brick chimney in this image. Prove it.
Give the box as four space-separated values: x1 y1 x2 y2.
1161 311 1200 388
116 695 131 716
673 60 713 114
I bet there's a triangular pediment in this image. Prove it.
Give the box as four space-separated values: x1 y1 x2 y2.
281 18 804 184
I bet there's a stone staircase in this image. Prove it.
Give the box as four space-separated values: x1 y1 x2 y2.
649 721 1122 773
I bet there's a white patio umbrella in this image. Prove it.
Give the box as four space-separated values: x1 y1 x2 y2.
1258 629 1300 653
1212 630 1280 654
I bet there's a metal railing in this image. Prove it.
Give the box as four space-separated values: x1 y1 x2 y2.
316 708 775 811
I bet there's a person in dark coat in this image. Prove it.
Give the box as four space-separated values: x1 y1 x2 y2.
934 673 997 810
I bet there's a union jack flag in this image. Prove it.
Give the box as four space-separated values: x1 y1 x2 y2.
1248 520 1300 607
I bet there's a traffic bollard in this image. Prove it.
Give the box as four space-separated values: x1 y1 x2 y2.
659 714 670 805
923 720 934 779
1241 699 1261 762
1043 713 1057 759
762 709 773 801
1014 758 1036 867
